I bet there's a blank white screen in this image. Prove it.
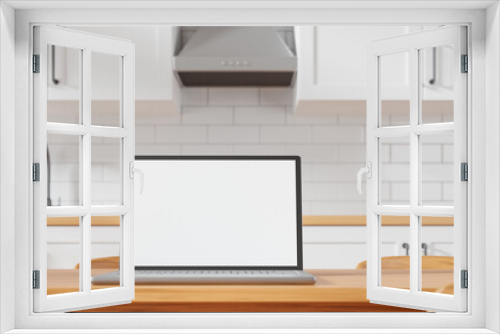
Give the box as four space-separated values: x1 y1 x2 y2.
134 159 299 267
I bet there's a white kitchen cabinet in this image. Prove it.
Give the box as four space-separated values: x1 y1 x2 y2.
48 26 181 114
293 26 453 114
302 226 453 269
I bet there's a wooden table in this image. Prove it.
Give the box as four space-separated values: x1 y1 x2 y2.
47 269 453 313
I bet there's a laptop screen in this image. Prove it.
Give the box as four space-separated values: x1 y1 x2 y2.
133 156 302 269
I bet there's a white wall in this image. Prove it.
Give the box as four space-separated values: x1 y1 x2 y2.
0 2 16 332
48 87 453 213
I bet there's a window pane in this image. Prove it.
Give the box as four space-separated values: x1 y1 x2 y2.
91 216 121 290
420 133 454 206
420 45 454 124
379 136 410 205
92 137 122 205
91 52 121 127
47 134 81 206
47 45 81 124
420 216 454 295
380 215 410 290
47 216 81 295
380 51 410 127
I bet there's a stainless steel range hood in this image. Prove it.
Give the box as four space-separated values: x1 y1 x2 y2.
173 27 297 87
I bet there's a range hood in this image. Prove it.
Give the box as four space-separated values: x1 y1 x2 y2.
173 27 297 87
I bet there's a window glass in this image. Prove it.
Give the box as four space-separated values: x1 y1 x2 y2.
47 216 81 295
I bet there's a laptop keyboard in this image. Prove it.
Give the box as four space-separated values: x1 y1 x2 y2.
94 269 315 284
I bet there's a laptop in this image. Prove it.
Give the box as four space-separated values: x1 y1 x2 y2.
93 156 316 285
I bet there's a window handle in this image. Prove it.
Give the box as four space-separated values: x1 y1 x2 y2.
422 243 428 256
402 242 410 256
129 161 144 194
357 162 372 195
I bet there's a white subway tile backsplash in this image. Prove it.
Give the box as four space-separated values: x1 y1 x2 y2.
312 164 363 182
421 144 442 163
312 126 364 143
302 202 314 215
302 183 337 201
208 126 259 143
391 183 409 201
259 88 293 106
301 164 313 182
136 125 156 144
49 182 79 206
337 144 366 162
390 114 410 126
181 87 208 106
442 183 454 201
49 144 79 163
422 164 454 182
261 126 312 143
422 183 442 201
209 88 259 106
102 164 121 182
312 202 366 215
286 145 336 163
380 164 410 182
181 145 233 155
53 87 453 216
182 107 233 125
381 183 391 201
91 136 103 144
338 115 366 125
336 183 364 201
135 113 181 125
92 144 120 163
391 145 409 163
91 164 103 182
156 126 207 143
380 145 391 163
51 163 79 182
443 144 453 162
286 108 337 125
91 183 121 203
234 107 286 124
420 133 454 144
233 145 286 155
136 144 181 155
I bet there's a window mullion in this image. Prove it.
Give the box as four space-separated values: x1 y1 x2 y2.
81 48 92 294
409 47 420 295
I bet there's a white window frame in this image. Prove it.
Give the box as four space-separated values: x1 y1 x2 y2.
366 26 468 312
32 25 136 312
1 2 498 333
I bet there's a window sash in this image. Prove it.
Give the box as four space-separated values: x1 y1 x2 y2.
366 26 468 312
33 25 135 313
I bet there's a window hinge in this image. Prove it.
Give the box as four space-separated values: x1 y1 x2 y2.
33 163 40 182
461 162 468 182
461 54 468 73
461 270 468 289
32 270 40 289
33 54 40 73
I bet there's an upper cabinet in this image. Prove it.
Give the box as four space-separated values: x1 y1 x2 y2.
47 26 181 115
293 26 454 114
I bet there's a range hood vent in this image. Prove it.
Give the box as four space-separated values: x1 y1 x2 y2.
173 27 297 87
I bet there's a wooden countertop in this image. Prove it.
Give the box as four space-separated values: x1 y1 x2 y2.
46 269 453 312
47 215 454 227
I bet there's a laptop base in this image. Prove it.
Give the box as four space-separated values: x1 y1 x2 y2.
92 269 316 285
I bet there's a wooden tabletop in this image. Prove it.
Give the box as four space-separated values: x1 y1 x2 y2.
47 269 453 313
